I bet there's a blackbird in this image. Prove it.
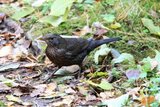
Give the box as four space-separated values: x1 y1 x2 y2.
40 34 121 67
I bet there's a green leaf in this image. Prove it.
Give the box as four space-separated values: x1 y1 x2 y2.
87 72 108 78
155 50 160 71
12 7 34 20
99 94 129 107
50 0 75 16
0 101 6 107
39 16 64 27
141 18 160 36
141 57 152 72
0 75 18 87
86 80 98 87
6 95 22 103
110 22 121 29
94 44 111 64
112 53 135 65
102 14 115 23
86 79 113 90
98 79 113 90
32 0 46 7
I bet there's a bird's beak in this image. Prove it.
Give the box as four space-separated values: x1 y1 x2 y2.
37 35 45 41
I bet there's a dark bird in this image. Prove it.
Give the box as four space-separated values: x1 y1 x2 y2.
40 34 121 67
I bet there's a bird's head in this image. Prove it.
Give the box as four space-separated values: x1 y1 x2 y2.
39 34 64 47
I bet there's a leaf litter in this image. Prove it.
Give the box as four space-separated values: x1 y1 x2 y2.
0 1 160 106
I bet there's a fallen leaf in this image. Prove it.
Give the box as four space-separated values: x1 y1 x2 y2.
30 84 46 97
32 0 46 7
78 86 88 96
0 75 19 87
127 87 140 100
0 82 11 92
39 16 65 27
86 79 113 90
4 19 24 36
141 95 155 106
150 59 158 70
125 69 140 79
100 91 114 99
100 94 129 107
51 95 75 106
0 44 13 57
149 10 159 18
12 7 35 20
0 62 20 72
94 28 108 37
98 79 114 90
0 13 6 22
94 44 111 64
141 18 160 36
110 22 121 29
44 83 57 95
65 87 76 94
102 14 115 23
50 0 75 16
112 53 135 65
6 95 22 103
86 94 97 101
92 22 109 30
0 0 14 3
154 50 160 71
73 26 92 36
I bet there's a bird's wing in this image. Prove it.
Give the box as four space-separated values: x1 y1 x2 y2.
65 38 89 55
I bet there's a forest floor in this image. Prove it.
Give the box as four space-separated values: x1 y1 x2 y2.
0 0 160 107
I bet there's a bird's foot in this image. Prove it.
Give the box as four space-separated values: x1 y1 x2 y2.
42 67 59 83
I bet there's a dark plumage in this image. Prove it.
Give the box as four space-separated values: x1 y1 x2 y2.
40 34 121 67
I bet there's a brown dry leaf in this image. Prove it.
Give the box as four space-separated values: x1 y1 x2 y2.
86 94 97 101
94 29 108 36
6 102 14 107
0 0 14 3
127 87 140 100
141 95 155 107
16 37 31 49
20 63 44 68
100 91 114 99
151 59 158 70
149 10 159 18
51 95 75 106
65 87 76 94
0 82 11 92
30 84 46 97
44 83 57 95
0 13 6 22
92 22 106 29
0 57 9 64
78 86 88 95
0 44 13 57
4 19 24 37
73 26 92 36
12 45 28 61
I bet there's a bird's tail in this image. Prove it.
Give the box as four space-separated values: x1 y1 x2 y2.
87 37 121 52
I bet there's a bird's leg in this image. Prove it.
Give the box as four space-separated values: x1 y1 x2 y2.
75 65 84 79
42 67 59 83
